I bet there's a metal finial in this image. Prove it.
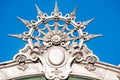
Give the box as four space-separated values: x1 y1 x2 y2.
70 6 78 17
35 4 43 17
54 1 59 14
17 17 30 25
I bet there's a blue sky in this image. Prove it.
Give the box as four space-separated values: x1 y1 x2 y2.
0 0 120 66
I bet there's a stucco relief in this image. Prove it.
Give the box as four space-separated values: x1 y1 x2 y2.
8 2 102 80
0 1 118 80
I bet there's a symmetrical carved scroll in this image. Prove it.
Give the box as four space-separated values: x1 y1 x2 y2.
10 2 101 80
15 54 28 71
85 55 97 71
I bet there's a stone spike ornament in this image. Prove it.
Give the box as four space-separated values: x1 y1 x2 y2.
54 1 59 14
17 17 30 26
84 18 95 26
9 33 30 41
9 34 23 39
80 18 95 30
35 4 43 17
8 2 104 80
89 34 103 39
70 6 78 17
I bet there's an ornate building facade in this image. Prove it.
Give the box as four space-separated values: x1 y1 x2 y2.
0 2 120 80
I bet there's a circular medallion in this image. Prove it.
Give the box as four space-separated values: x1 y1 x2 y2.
48 48 65 66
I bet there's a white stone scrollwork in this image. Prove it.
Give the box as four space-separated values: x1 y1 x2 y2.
15 54 28 71
69 42 84 62
30 42 43 61
10 2 102 80
85 55 98 71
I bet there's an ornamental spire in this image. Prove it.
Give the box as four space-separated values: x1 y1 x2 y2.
35 4 43 17
8 34 28 41
9 34 23 39
86 34 103 41
70 6 78 17
17 17 30 26
80 18 95 30
54 1 59 15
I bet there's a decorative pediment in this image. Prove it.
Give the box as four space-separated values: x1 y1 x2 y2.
0 2 119 80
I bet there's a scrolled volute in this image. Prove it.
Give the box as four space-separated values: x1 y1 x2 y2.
85 55 98 71
69 42 83 62
15 54 28 71
30 42 43 61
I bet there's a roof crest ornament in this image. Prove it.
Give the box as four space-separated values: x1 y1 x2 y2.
9 2 102 80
